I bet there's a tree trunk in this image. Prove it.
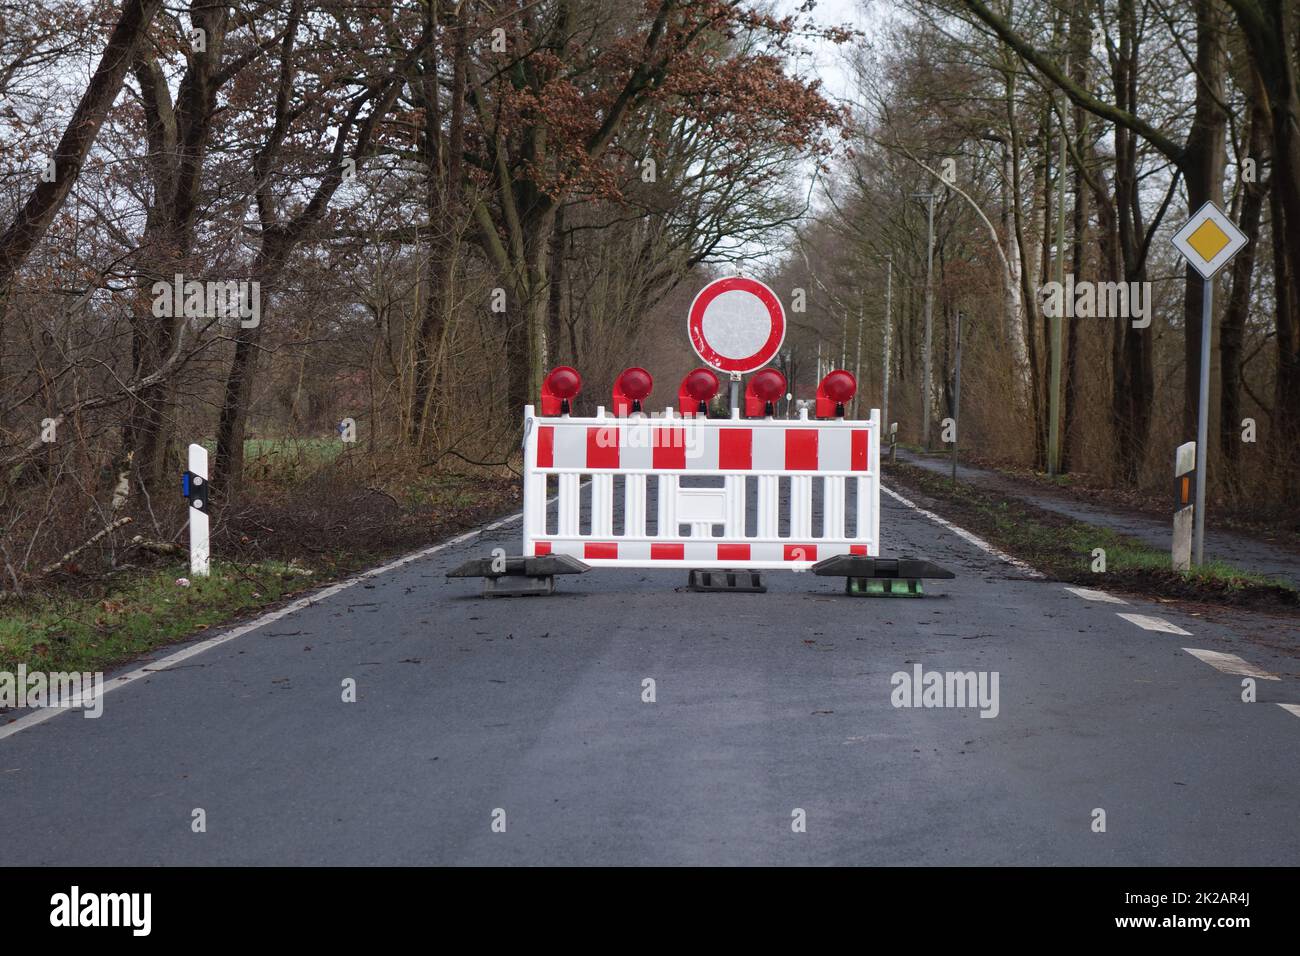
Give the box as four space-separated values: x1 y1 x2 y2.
1180 0 1228 443
504 205 558 412
124 8 231 495
1219 98 1268 484
1270 184 1300 501
0 0 165 297
548 205 566 365
1061 8 1090 475
1008 83 1043 465
1109 0 1154 483
213 240 288 493
1062 157 1086 474
409 0 445 446
1034 107 1055 469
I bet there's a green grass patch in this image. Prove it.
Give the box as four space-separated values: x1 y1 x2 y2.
193 437 347 484
887 461 1297 607
0 561 316 674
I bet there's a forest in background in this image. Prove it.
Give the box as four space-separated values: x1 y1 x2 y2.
2 0 1298 594
0 0 846 585
771 0 1300 519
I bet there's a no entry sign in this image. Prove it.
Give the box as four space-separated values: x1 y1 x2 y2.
688 276 786 374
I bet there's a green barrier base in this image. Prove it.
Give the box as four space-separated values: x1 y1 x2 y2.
845 577 924 597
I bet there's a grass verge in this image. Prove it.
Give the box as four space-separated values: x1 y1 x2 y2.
0 561 314 673
885 461 1298 610
2 462 519 678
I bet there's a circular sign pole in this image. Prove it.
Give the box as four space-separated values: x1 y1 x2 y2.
687 277 787 419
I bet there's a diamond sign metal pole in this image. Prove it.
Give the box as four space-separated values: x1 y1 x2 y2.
1170 201 1248 568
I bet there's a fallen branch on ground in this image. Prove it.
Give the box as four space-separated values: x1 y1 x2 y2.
39 517 133 575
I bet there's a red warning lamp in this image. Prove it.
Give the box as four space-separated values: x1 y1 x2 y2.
744 368 787 417
613 367 653 416
816 370 857 418
677 368 720 415
541 366 582 416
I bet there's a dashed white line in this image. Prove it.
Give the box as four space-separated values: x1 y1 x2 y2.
0 509 526 743
1063 586 1128 604
887 481 1299 723
1116 613 1193 636
1181 648 1280 680
881 485 1044 578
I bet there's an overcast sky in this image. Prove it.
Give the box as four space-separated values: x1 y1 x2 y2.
736 0 875 266
778 0 873 108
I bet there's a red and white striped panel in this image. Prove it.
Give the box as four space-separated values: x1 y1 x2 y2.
535 422 870 473
534 540 870 562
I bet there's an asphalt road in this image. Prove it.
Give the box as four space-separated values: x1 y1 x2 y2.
2 487 1298 865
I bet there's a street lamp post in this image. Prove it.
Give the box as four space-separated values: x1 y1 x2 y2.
882 253 893 432
853 300 864 419
912 191 939 449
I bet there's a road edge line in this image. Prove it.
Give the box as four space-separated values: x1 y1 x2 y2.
881 483 1045 578
0 509 525 743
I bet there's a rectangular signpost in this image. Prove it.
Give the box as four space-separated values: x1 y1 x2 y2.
1172 441 1196 571
951 311 963 484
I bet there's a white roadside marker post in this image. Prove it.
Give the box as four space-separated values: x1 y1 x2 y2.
187 443 210 576
1172 441 1195 571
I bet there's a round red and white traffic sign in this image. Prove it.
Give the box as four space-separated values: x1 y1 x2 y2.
687 276 786 374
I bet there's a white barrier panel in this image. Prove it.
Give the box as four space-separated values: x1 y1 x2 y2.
522 405 880 570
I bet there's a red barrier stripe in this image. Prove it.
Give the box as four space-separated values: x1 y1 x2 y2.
651 543 684 560
537 426 554 468
586 426 619 469
785 430 818 471
717 543 750 560
652 427 686 470
851 429 869 471
718 429 752 469
584 542 618 559
784 544 817 561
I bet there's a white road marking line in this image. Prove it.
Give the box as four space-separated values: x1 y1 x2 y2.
0 509 526 743
880 484 1044 578
1063 586 1128 604
1277 704 1300 719
1116 612 1192 636
1181 648 1280 680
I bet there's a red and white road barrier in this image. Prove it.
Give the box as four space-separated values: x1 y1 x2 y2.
522 405 880 570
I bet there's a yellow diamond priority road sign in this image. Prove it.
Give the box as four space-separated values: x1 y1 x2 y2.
1171 201 1247 280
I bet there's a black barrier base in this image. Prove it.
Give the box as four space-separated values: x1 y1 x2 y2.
686 568 766 592
812 555 955 580
482 574 556 597
814 554 953 597
446 554 588 598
